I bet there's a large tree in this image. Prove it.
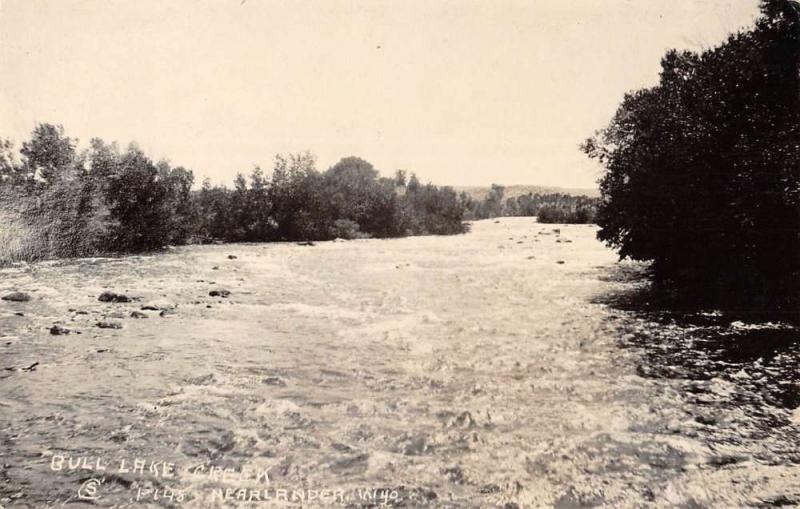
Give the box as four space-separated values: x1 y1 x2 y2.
583 0 800 311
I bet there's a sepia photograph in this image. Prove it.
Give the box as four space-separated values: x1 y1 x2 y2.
0 0 799 507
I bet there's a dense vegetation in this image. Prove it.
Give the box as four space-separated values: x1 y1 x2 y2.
462 184 598 223
0 125 467 262
583 0 800 312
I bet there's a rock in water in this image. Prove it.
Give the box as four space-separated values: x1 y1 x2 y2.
2 292 31 302
96 321 123 329
209 289 231 298
98 291 131 303
262 376 286 386
140 299 175 311
49 325 71 335
21 362 39 372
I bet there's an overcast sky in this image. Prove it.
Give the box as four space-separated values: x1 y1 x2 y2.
0 0 761 188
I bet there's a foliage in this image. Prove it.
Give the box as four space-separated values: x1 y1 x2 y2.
330 219 370 239
398 178 468 235
104 145 195 251
583 0 800 311
464 185 598 223
0 125 196 259
536 205 595 224
0 126 468 261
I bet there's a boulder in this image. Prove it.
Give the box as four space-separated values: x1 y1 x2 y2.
49 325 71 335
2 292 31 302
209 289 231 298
141 300 175 311
130 311 148 319
96 321 123 329
98 291 131 303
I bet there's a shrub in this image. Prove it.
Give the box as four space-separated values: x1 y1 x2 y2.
330 219 370 239
537 205 595 224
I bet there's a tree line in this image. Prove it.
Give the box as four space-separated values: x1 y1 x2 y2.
461 184 598 223
0 124 468 262
583 0 800 313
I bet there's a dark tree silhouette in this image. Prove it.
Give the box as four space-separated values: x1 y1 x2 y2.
583 0 800 312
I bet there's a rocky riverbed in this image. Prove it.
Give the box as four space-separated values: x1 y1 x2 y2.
0 218 798 508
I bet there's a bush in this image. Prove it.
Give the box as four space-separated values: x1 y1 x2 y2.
537 205 596 224
330 219 370 239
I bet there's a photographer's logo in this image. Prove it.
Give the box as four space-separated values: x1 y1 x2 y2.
77 478 104 500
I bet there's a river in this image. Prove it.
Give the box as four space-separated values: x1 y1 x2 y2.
0 218 797 508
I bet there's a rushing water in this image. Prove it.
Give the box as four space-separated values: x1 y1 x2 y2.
0 218 797 508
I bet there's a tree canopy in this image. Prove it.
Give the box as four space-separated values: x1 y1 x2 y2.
0 125 468 262
583 0 800 312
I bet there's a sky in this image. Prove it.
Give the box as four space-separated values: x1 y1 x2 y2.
0 0 761 189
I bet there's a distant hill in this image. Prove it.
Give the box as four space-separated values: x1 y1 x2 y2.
452 185 601 200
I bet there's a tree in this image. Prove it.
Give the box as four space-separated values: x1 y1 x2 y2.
268 152 329 240
196 178 234 241
20 123 77 185
485 184 505 218
583 0 800 311
159 164 196 245
0 139 20 183
247 165 273 241
324 156 400 238
104 144 192 251
401 179 467 235
394 170 407 187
